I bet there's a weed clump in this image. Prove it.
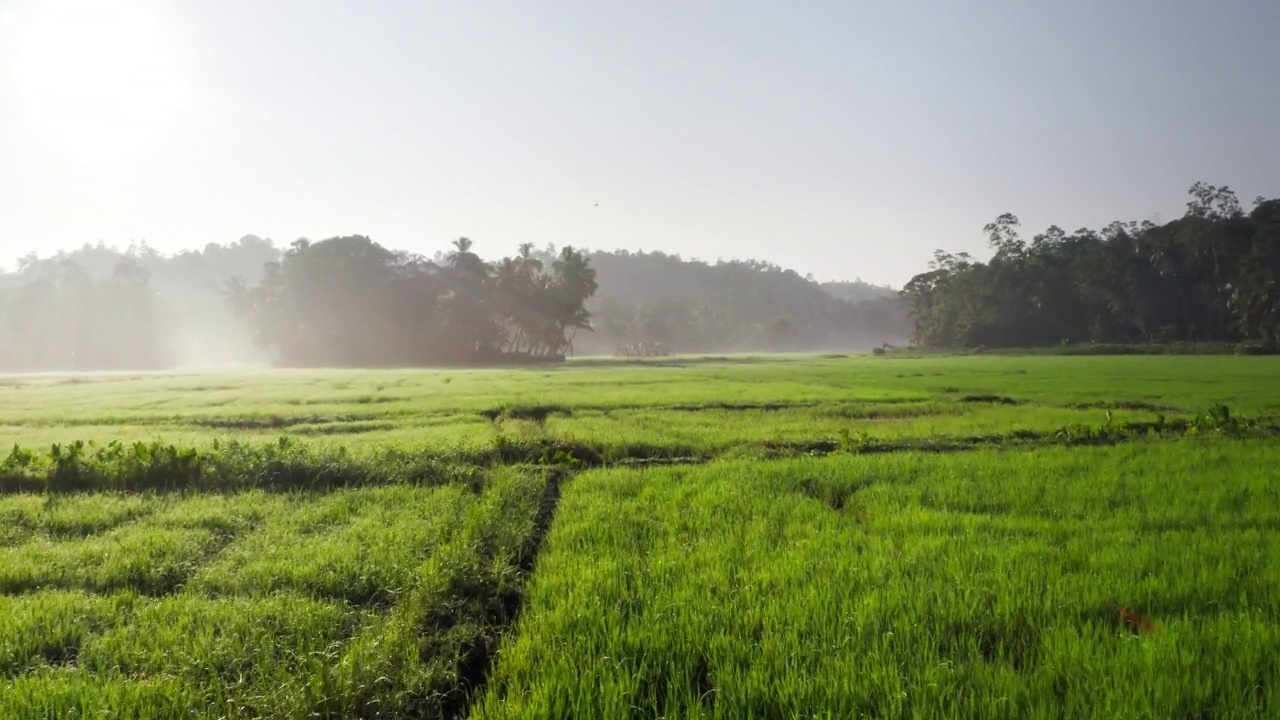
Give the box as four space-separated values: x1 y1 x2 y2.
959 394 1020 405
480 405 572 426
1069 400 1176 412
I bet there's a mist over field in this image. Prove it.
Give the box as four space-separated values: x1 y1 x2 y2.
1 0 1275 371
0 238 276 371
1 1 1278 717
4 181 1278 374
0 237 908 372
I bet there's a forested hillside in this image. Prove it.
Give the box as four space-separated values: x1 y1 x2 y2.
547 250 907 355
902 183 1280 349
819 280 898 305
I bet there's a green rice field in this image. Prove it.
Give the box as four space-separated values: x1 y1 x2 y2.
1 354 1278 718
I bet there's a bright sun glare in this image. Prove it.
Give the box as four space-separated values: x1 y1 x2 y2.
12 0 183 161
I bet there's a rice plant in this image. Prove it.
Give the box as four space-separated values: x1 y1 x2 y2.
2 354 1279 718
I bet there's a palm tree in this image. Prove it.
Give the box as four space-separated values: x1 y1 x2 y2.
493 257 524 352
446 237 473 267
446 237 488 278
515 242 544 285
553 246 598 302
441 237 496 357
549 246 598 356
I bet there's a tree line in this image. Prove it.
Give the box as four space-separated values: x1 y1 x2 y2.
0 235 907 371
7 181 1271 371
902 183 1280 350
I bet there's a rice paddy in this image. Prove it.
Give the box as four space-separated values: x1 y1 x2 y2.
1 354 1277 718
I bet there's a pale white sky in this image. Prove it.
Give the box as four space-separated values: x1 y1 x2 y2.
1 0 1276 286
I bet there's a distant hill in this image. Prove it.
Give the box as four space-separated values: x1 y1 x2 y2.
526 248 908 355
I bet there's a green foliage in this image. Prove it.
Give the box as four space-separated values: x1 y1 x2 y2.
903 184 1280 350
480 404 573 426
0 438 483 495
1236 341 1280 355
836 427 869 453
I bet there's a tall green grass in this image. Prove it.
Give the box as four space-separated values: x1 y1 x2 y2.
2 354 1280 718
475 442 1280 719
0 467 551 719
192 485 474 606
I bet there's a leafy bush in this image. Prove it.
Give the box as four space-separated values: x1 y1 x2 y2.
1236 342 1280 356
0 439 479 495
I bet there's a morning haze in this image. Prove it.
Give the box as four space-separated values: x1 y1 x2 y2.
1 0 1275 287
4 3 1280 717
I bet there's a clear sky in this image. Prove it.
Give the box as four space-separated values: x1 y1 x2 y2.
0 0 1276 287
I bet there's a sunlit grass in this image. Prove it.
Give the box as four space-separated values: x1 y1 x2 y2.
0 469 550 718
1 353 1279 718
475 442 1280 719
0 591 136 675
191 485 474 606
0 524 222 595
0 355 1276 449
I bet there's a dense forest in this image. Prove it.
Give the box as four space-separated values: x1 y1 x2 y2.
0 236 904 370
902 183 1280 349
